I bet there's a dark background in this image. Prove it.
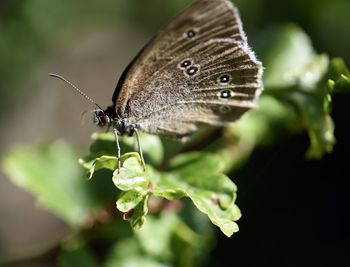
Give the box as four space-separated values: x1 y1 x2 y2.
212 94 350 266
0 0 349 266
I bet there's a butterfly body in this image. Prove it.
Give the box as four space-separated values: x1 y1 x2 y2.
94 106 137 136
95 0 263 140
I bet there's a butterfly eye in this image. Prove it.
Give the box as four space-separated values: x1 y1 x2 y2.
186 29 196 38
180 59 192 68
186 65 199 76
219 90 233 99
94 110 110 127
219 74 231 84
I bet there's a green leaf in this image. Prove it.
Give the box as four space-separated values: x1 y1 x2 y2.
150 152 241 237
117 190 147 212
82 144 241 237
80 155 117 179
2 141 116 226
127 194 149 229
112 153 150 191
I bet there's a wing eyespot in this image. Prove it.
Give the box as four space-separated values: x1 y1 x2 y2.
186 29 196 38
218 74 232 84
186 65 199 76
179 59 192 68
219 90 233 99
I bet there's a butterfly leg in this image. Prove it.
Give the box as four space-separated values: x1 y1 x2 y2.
113 128 121 173
134 128 146 170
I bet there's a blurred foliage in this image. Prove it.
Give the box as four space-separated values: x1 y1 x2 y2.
0 0 191 109
1 0 350 266
2 141 117 227
1 0 349 109
215 24 349 171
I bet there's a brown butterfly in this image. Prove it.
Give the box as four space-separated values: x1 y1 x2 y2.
51 0 263 166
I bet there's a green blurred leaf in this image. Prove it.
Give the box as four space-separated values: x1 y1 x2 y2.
103 213 205 267
259 24 335 158
218 24 350 170
135 213 177 260
326 58 350 93
259 24 318 88
2 141 116 226
122 133 164 165
58 246 98 267
105 238 171 267
257 24 350 158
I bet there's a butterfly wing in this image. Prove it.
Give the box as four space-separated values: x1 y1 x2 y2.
114 0 263 139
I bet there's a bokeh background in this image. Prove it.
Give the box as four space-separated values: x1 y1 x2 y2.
0 0 349 266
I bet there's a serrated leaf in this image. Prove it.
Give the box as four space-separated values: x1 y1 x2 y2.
82 143 241 237
81 150 151 229
156 153 241 237
152 173 240 237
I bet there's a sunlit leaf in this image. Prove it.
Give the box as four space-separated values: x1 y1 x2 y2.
82 139 241 237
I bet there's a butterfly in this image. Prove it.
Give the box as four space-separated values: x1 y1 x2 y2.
51 0 263 166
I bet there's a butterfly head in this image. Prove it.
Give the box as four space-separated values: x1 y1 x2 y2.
93 105 136 136
93 105 116 128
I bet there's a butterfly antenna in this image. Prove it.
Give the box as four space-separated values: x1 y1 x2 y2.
49 73 103 110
